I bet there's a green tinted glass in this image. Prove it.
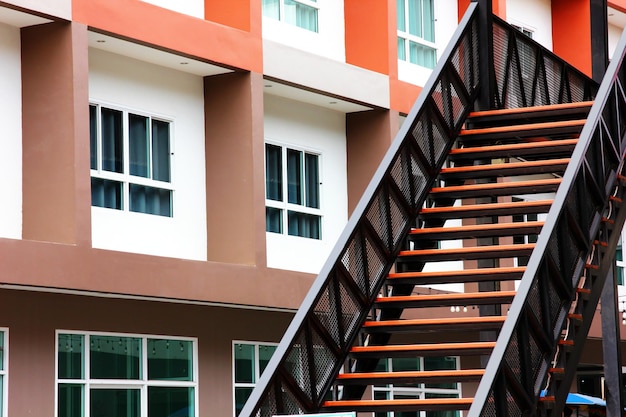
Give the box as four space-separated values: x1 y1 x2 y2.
234 344 255 383
90 336 141 379
148 386 194 417
147 339 193 381
58 384 84 417
91 389 139 417
58 334 84 379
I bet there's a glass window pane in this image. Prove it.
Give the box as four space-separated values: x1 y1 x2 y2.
617 245 623 262
266 207 283 234
235 387 253 417
100 108 123 173
409 41 436 69
90 105 98 170
0 331 3 371
90 335 141 380
304 153 319 209
152 120 171 182
425 356 457 389
147 339 193 381
129 114 150 178
423 0 435 42
618 266 624 286
148 386 194 417
407 0 421 37
392 357 420 372
58 334 84 379
284 0 318 32
58 384 84 417
262 0 280 19
288 212 321 239
91 178 123 210
265 144 283 202
287 149 302 205
90 389 139 417
398 37 406 61
129 184 173 217
0 375 2 417
396 0 405 32
259 345 277 375
234 343 255 383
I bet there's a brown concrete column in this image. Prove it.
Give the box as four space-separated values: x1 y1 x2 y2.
21 22 91 245
346 109 398 215
204 72 266 266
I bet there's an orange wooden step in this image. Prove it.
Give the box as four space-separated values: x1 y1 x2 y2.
439 158 570 179
409 221 544 240
362 316 507 333
419 199 552 219
466 101 593 119
398 243 534 262
335 369 485 384
459 119 586 136
374 290 516 309
430 178 561 199
449 138 578 161
349 341 496 358
322 398 474 412
386 267 526 285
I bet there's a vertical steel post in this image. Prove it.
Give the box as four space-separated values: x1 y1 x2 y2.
472 0 494 110
601 261 624 417
590 0 608 83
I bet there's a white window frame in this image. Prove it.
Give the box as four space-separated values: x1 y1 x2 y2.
372 356 461 417
55 330 198 417
264 140 323 239
232 341 278 417
397 0 437 68
0 328 7 417
89 101 175 217
262 0 320 32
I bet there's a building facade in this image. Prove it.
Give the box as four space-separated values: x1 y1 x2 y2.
1 0 626 416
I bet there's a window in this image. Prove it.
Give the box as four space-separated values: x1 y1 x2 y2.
397 0 437 69
265 143 322 239
90 104 173 217
617 243 625 286
0 329 7 417
262 0 319 32
512 198 538 267
373 356 461 417
56 331 197 417
233 342 277 416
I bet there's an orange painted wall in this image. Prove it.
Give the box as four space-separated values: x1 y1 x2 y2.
609 0 626 13
344 0 394 75
457 0 506 20
72 0 262 73
552 0 592 76
204 0 261 35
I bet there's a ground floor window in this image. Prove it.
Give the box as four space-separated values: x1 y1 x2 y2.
373 356 461 417
233 342 277 416
0 329 7 417
56 331 197 417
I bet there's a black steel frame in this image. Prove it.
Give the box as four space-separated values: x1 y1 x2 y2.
239 2 609 417
469 23 626 417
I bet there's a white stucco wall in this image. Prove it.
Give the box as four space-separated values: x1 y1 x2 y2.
609 23 623 60
398 0 459 86
0 23 22 240
264 95 348 274
262 0 346 62
89 48 207 260
140 0 204 19
507 0 553 50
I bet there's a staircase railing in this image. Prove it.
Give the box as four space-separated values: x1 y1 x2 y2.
469 25 626 417
239 4 481 416
491 15 596 108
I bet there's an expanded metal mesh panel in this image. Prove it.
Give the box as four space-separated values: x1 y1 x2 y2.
568 70 587 102
504 332 522 385
543 55 563 105
527 279 543 325
337 279 363 344
389 148 427 209
310 329 337 399
492 23 509 106
516 36 538 106
313 282 342 348
340 230 387 298
365 187 410 253
528 331 548 392
451 19 479 101
506 392 523 417
286 333 312 398
255 382 306 417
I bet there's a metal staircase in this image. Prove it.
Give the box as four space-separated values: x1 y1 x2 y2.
240 2 626 417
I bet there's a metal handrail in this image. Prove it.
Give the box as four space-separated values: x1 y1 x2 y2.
239 4 480 416
469 25 626 417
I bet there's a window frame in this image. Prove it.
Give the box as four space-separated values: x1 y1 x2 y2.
372 356 462 417
262 0 320 33
55 330 198 417
264 140 323 240
232 341 278 417
396 0 437 69
0 328 7 417
89 101 175 217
